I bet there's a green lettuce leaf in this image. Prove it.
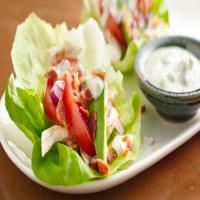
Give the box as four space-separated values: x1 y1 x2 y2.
113 41 138 73
109 92 141 173
32 141 100 185
5 75 47 142
90 89 107 162
6 13 141 185
11 13 69 96
5 75 101 185
151 0 169 24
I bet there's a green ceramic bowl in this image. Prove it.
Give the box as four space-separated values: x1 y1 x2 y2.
135 36 200 121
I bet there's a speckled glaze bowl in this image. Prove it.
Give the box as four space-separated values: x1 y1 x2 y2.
135 36 200 121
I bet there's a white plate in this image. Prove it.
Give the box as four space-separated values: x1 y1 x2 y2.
1 0 200 194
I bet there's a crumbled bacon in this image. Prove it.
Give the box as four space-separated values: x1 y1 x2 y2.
50 48 78 67
79 106 90 122
96 159 109 175
81 89 93 101
89 157 98 169
89 157 109 175
107 147 117 164
92 70 106 80
56 100 67 126
51 49 66 66
45 68 58 81
141 105 146 113
66 134 78 149
88 112 97 140
137 0 153 18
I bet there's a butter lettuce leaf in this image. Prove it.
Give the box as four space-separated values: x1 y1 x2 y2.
6 13 141 186
113 41 138 73
151 0 169 24
90 89 107 162
32 141 100 185
109 93 141 173
11 13 69 96
5 75 47 142
5 76 101 185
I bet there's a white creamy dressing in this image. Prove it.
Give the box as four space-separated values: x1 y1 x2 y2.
41 125 68 157
144 46 200 92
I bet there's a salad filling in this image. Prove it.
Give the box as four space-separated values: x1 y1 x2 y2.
5 13 141 185
82 0 169 72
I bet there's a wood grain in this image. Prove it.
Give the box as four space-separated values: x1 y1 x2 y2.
0 1 200 199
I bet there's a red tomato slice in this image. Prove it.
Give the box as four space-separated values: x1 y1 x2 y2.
106 12 127 48
63 72 96 156
44 80 59 122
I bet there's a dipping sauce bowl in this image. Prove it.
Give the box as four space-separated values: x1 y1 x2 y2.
135 36 200 121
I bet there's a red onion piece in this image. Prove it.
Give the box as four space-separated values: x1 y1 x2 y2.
50 80 65 106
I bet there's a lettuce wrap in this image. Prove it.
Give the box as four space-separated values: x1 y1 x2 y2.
82 0 169 73
5 13 141 186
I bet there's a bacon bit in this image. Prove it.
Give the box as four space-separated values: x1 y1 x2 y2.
96 159 109 176
89 157 109 175
66 57 78 67
79 106 90 122
141 105 146 113
51 49 66 66
107 147 117 164
123 135 133 151
137 0 153 18
92 70 106 80
45 68 58 81
88 112 97 140
56 100 67 126
72 73 79 92
50 47 78 67
77 89 93 108
66 134 78 149
89 157 98 169
79 81 86 91
81 89 93 101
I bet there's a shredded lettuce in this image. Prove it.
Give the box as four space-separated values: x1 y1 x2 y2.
5 13 141 186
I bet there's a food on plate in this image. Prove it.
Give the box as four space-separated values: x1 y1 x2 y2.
144 46 200 92
5 13 141 185
82 0 169 73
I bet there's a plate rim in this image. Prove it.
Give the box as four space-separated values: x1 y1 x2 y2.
1 104 199 194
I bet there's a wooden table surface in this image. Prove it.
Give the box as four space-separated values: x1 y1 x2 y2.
0 1 200 199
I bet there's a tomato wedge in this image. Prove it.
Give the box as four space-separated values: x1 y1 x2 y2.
44 80 59 122
106 12 127 48
63 72 96 156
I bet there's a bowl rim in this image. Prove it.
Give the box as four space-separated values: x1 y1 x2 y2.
135 35 200 98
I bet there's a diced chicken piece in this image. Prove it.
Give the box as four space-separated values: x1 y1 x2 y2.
41 125 68 157
107 105 124 135
85 76 104 99
108 134 133 163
